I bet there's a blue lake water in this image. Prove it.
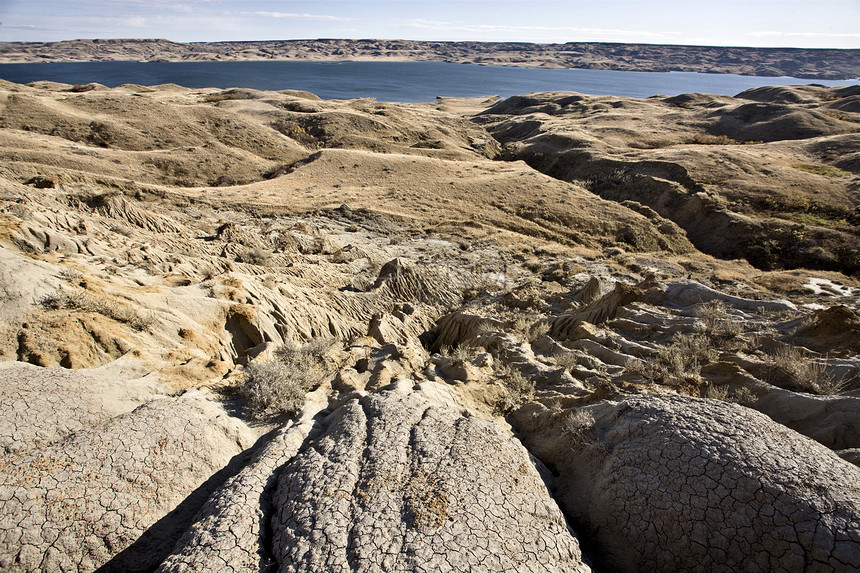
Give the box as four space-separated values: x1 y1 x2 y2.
0 61 855 102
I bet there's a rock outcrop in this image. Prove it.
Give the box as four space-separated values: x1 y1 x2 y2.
271 384 590 572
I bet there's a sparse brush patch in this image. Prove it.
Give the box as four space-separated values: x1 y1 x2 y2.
274 337 338 371
271 120 319 147
40 290 154 331
510 315 550 342
793 163 851 178
695 300 744 343
203 89 260 103
237 247 272 266
59 268 84 285
628 333 716 388
451 344 475 363
701 383 730 401
241 338 340 419
493 363 535 413
683 133 740 145
700 383 760 405
766 344 845 395
553 351 580 372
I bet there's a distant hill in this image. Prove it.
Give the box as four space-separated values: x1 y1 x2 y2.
1 38 858 79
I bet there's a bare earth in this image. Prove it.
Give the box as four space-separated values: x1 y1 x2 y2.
2 38 860 79
0 78 858 571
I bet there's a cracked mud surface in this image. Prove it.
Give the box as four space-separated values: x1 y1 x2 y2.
0 79 857 570
271 385 589 572
520 395 860 572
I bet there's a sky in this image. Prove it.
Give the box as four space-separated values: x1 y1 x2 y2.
1 0 858 49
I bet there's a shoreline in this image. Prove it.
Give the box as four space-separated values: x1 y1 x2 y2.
1 38 859 80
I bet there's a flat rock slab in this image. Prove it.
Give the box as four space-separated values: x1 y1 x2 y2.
0 360 161 454
272 385 590 572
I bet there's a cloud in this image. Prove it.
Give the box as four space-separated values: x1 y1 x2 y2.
243 12 354 22
752 31 860 39
406 19 681 40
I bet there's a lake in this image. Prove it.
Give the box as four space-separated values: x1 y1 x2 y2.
0 61 855 102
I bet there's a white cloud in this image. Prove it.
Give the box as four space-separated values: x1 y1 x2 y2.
752 31 860 39
406 19 681 40
243 12 354 22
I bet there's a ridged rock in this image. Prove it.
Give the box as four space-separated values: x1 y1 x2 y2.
271 384 591 572
157 402 328 573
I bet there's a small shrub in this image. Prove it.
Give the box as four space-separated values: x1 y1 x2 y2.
553 351 580 372
240 360 306 418
494 364 535 413
562 409 607 454
241 338 339 419
701 383 729 401
695 300 743 342
237 247 272 266
510 315 549 342
766 344 844 394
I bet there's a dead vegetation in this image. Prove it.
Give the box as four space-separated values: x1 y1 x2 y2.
240 338 340 419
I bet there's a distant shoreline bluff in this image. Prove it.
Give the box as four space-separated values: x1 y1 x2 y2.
1 38 859 80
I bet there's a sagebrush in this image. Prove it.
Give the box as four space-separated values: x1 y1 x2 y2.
240 338 339 418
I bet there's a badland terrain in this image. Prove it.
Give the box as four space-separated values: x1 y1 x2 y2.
0 71 858 571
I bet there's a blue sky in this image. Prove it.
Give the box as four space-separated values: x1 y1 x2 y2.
1 0 858 48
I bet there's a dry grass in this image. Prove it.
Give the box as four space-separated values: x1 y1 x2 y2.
766 344 846 395
41 289 154 331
